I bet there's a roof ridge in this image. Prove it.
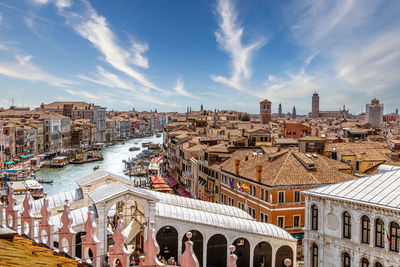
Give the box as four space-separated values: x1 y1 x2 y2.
272 152 291 185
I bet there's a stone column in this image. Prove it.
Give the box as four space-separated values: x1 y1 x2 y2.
178 236 183 259
271 245 276 267
202 236 207 267
249 242 254 267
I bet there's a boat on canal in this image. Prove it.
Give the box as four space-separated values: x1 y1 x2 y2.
9 180 46 199
50 156 68 168
129 147 140 152
69 152 104 164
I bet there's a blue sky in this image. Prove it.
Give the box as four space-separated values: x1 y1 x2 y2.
0 0 399 114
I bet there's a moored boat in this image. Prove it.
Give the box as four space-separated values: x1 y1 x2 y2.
51 156 68 168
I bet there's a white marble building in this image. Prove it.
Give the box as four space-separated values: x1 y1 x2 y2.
13 169 297 267
303 165 400 267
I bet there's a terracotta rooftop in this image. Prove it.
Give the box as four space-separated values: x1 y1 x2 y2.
216 149 353 187
0 235 77 266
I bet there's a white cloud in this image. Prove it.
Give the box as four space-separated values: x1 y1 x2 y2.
59 0 168 94
261 68 321 103
288 0 378 47
334 30 400 96
78 66 136 90
130 41 149 69
77 66 177 106
0 43 7 51
211 0 265 91
55 0 72 9
0 11 3 24
64 88 100 100
274 0 400 113
174 77 200 99
23 16 34 30
31 0 50 4
0 54 76 87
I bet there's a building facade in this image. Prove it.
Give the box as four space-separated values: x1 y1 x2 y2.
366 98 384 127
303 165 400 267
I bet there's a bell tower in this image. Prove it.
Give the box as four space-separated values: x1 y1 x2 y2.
260 99 271 124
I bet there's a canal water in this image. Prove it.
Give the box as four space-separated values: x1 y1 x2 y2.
36 134 163 196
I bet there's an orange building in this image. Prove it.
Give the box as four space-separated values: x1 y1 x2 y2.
283 123 311 138
214 148 353 235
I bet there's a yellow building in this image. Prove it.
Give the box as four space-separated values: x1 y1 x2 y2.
324 142 390 173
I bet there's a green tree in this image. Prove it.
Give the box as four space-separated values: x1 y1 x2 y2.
240 113 250 121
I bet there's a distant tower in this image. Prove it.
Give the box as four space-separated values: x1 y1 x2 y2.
366 98 384 127
396 108 398 116
292 106 297 118
278 103 282 117
200 104 204 111
260 99 271 124
311 92 319 118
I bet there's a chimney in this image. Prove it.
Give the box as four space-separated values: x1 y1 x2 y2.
235 159 240 175
256 165 263 182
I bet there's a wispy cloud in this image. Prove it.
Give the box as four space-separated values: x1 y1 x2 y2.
261 68 321 103
31 0 50 5
174 77 200 99
55 0 72 9
130 41 149 69
58 0 167 94
0 43 7 51
211 0 265 91
0 54 76 87
334 30 400 96
64 87 176 107
78 66 136 90
77 66 177 106
64 88 100 100
288 0 378 47
276 0 400 113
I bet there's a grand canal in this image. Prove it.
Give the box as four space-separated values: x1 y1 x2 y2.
36 134 163 196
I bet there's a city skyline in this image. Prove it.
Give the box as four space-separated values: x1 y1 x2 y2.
0 0 399 114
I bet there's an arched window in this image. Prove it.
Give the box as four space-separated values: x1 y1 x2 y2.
361 258 369 267
375 219 384 248
312 243 318 267
361 215 370 244
343 252 351 267
311 205 318 231
390 221 400 252
375 262 383 267
343 212 351 239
